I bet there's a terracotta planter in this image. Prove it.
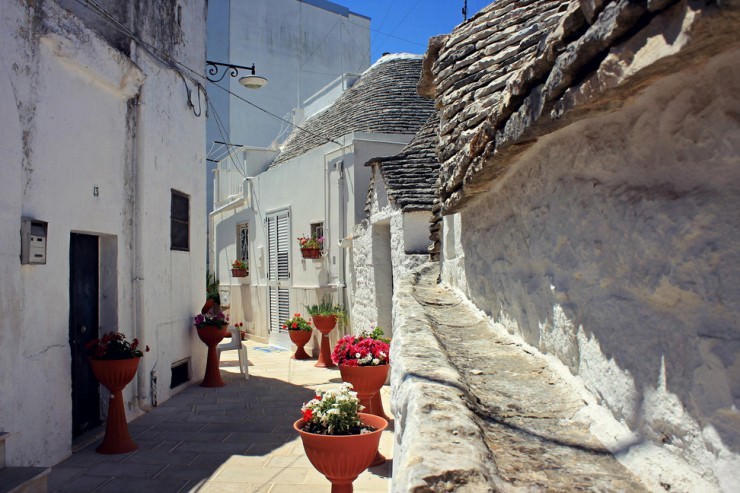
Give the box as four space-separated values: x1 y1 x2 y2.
231 268 248 277
339 364 391 465
294 413 388 493
289 329 312 360
196 324 228 387
338 365 390 419
311 315 337 368
301 248 322 259
89 357 141 454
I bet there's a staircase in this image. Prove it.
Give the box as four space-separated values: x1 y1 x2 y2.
0 433 50 493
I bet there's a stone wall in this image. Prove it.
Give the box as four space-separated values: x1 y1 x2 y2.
451 50 740 489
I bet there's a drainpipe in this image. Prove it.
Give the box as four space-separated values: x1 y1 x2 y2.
129 42 148 412
324 153 331 286
336 159 346 290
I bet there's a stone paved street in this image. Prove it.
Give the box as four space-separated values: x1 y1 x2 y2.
47 342 393 493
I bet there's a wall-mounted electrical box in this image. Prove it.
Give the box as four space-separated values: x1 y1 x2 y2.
21 218 48 265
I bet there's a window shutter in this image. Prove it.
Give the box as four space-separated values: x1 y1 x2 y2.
267 210 290 333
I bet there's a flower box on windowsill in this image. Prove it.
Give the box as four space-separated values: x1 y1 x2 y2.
231 268 248 277
300 248 322 259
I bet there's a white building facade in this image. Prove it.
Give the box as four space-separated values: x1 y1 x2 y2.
211 55 434 349
0 0 207 466
206 0 372 333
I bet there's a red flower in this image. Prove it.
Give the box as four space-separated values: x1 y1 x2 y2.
302 408 313 422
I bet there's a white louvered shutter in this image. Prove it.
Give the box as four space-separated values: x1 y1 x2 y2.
267 210 290 335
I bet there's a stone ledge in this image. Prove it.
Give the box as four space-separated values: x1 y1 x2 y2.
390 264 497 492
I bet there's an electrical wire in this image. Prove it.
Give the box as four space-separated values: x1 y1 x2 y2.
206 96 245 175
72 0 344 147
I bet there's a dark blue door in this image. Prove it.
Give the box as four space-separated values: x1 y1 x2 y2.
69 233 101 437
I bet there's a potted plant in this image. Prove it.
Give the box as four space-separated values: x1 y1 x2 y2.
202 272 221 314
234 321 246 340
282 313 313 360
297 233 324 259
332 327 391 465
294 383 388 492
306 296 346 368
85 331 149 454
194 310 229 387
231 259 248 277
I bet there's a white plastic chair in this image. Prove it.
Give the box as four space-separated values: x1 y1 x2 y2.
218 325 249 379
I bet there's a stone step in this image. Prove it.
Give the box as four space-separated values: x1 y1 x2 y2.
0 467 50 493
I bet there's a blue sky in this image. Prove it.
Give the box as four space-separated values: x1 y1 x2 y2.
337 0 492 62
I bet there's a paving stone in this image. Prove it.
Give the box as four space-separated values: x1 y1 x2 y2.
47 344 392 493
45 473 111 493
92 477 188 493
85 461 166 478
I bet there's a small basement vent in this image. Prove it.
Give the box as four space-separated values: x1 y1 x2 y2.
170 358 190 388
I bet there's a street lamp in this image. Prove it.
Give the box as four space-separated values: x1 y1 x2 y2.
205 60 268 89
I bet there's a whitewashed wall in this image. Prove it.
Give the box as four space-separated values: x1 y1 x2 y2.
350 168 431 338
0 0 206 466
443 49 740 489
216 134 409 347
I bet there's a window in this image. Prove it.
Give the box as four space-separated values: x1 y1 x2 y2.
171 190 189 251
237 222 249 263
310 222 324 250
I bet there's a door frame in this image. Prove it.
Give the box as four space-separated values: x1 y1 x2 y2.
69 232 118 439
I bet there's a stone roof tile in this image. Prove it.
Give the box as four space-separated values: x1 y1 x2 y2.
422 0 740 213
373 113 441 212
272 56 435 165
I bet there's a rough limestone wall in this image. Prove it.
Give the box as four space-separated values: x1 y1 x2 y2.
350 200 429 337
348 219 377 333
452 50 740 489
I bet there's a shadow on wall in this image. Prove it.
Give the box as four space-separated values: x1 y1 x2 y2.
458 88 740 456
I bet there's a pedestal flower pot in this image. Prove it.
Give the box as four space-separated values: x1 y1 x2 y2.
339 364 390 465
301 248 322 259
196 324 228 387
338 365 390 419
231 268 247 277
89 357 140 454
294 413 388 493
312 315 337 368
289 330 312 360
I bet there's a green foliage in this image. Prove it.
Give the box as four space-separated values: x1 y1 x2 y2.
364 326 390 343
283 313 312 331
206 272 220 303
306 295 346 319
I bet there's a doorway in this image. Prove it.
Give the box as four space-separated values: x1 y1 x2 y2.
69 233 101 437
372 222 393 334
266 209 291 348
